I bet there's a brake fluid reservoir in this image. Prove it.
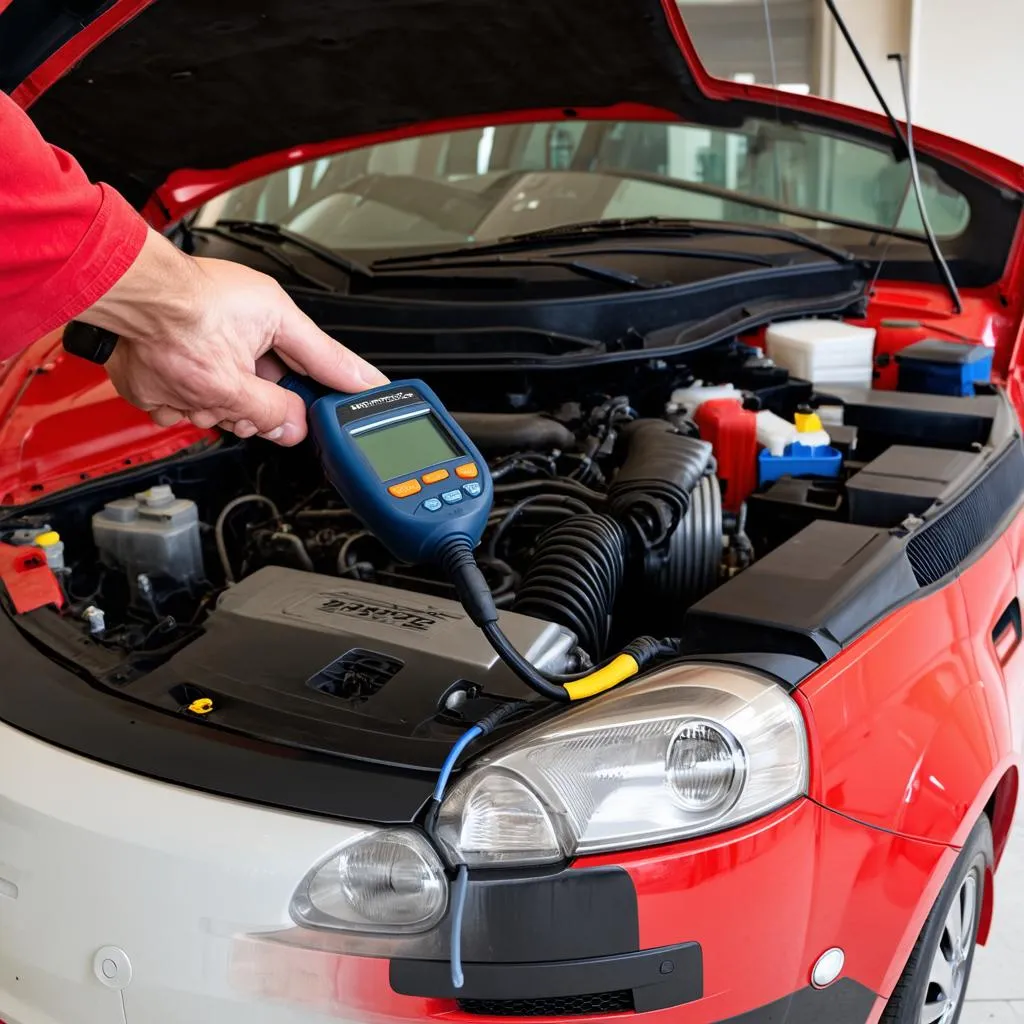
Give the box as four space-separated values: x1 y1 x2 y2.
92 485 203 584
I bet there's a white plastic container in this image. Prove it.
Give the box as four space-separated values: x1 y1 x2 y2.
667 382 742 417
92 485 203 585
765 319 876 387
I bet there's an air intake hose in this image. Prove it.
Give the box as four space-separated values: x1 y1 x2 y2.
607 420 713 548
514 422 718 659
512 514 627 658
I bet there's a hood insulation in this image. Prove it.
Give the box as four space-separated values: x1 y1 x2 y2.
21 0 705 207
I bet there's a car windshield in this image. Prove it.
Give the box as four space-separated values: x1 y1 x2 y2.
193 118 971 254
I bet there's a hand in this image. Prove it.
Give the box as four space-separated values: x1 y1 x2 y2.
81 228 388 445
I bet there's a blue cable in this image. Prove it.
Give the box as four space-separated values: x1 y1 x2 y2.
431 725 484 992
433 724 484 803
450 863 470 990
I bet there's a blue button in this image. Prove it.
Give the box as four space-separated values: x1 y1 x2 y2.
423 498 443 512
441 489 464 505
463 481 482 498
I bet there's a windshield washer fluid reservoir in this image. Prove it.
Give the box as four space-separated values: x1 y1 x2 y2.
92 485 203 585
766 319 876 387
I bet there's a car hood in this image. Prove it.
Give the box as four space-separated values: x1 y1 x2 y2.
5 0 710 209
6 0 1023 215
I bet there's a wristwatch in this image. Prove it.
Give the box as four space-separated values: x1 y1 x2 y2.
62 321 119 364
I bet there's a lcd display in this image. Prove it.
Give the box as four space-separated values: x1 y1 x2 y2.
351 411 461 481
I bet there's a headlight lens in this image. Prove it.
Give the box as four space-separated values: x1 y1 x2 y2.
291 829 447 933
436 664 807 866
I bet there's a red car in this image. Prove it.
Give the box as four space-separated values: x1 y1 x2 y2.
1 2 1023 1024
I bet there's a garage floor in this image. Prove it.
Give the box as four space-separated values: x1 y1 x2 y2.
963 809 1024 1022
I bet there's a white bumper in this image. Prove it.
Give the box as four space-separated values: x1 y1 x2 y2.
0 721 391 1024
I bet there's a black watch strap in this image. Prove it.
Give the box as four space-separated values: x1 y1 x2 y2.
62 321 120 364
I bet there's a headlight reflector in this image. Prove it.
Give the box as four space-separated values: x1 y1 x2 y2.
667 719 746 814
292 829 447 933
437 664 807 865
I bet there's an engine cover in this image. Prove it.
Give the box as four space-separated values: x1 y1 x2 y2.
131 567 575 771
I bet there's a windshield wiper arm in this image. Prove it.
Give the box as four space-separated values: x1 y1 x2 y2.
203 220 374 279
188 225 339 292
373 217 854 269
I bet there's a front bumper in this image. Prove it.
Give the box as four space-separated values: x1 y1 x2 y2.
0 722 954 1024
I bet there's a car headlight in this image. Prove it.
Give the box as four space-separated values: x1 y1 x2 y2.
435 664 808 866
291 829 447 933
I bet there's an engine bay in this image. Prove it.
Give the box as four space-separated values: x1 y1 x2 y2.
0 320 1012 768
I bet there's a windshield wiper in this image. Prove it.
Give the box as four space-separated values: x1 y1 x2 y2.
193 220 374 282
373 217 855 269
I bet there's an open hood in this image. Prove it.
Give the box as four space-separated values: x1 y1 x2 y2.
7 0 1024 215
3 0 714 208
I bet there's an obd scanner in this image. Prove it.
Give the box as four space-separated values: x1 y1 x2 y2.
301 378 492 564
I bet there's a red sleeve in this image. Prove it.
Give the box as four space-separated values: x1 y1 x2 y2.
0 91 148 360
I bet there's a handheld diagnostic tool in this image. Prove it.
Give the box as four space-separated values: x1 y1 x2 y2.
283 376 493 565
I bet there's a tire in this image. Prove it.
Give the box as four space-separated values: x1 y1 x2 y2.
881 814 993 1024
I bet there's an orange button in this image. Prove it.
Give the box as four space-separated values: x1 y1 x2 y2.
455 463 479 480
422 469 450 485
388 479 422 498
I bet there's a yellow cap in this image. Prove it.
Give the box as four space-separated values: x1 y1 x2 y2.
794 410 823 433
35 531 61 547
187 697 215 715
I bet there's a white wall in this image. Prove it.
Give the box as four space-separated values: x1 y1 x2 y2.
912 0 1024 164
818 0 1024 166
816 0 911 119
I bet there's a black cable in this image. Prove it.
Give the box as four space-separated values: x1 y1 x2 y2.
486 494 591 559
493 478 606 504
480 621 571 702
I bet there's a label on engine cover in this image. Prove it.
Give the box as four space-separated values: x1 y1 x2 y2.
287 589 464 633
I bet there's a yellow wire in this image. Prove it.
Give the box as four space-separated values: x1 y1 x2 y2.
563 654 640 701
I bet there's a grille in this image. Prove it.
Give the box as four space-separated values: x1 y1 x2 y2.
457 991 634 1017
907 441 1024 587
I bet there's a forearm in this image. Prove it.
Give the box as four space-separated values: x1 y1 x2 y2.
79 227 203 341
0 91 147 359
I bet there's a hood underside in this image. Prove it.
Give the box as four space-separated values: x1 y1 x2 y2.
7 0 709 207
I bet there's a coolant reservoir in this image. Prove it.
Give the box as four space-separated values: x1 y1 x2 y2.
765 319 875 387
667 382 742 417
92 485 203 584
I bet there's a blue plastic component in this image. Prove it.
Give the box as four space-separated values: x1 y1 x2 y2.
463 481 482 498
896 339 994 397
281 375 493 564
758 442 843 486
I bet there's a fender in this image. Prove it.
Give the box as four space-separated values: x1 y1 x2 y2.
797 549 1017 846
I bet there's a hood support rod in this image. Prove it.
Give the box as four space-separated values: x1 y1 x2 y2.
823 0 962 314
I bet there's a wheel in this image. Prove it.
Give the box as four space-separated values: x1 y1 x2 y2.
881 815 993 1024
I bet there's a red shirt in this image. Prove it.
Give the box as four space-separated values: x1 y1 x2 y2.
0 90 147 361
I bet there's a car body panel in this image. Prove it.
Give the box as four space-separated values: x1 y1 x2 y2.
799 526 1023 847
0 719 956 1024
0 334 215 506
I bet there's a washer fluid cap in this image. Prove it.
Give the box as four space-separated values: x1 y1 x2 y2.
35 531 60 546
